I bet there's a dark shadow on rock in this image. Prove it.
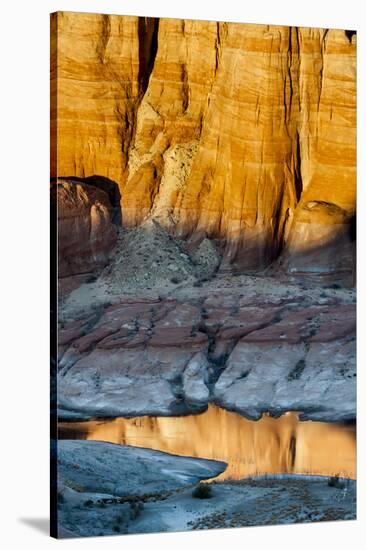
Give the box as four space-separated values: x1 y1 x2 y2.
345 30 356 43
18 518 49 536
350 214 356 241
52 175 122 225
216 219 356 287
278 229 356 287
138 17 159 97
51 176 120 297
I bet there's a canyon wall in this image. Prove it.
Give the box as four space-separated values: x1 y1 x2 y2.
51 12 356 275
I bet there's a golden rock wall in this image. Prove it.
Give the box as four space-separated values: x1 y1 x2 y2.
51 13 356 272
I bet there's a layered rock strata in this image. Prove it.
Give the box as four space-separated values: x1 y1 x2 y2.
51 13 356 274
58 290 355 422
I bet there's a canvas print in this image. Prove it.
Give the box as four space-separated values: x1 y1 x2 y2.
50 12 356 539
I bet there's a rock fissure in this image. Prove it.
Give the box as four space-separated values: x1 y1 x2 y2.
96 14 111 64
137 17 159 99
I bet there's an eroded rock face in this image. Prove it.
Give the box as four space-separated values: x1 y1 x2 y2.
282 201 355 278
214 305 356 421
58 287 355 422
53 180 117 293
58 299 209 417
51 13 356 275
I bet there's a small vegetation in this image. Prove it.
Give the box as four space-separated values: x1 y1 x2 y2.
328 475 346 489
170 276 180 284
192 483 213 499
83 499 94 507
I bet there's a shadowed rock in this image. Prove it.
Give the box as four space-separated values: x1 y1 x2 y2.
58 440 227 497
52 179 117 295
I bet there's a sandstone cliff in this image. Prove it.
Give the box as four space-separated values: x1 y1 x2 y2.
51 12 356 276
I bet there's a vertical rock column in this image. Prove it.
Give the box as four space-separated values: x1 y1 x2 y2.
284 29 356 277
122 18 220 227
51 12 143 184
175 24 302 270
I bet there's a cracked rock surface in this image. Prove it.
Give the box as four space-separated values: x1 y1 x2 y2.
58 234 355 422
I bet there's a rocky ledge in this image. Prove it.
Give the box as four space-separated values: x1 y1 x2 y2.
58 264 355 423
58 440 226 497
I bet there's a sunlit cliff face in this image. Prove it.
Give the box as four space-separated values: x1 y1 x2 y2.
52 13 356 273
59 405 356 481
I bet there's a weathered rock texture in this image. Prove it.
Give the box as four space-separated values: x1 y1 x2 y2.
58 440 226 498
52 179 117 293
51 13 356 275
58 288 356 422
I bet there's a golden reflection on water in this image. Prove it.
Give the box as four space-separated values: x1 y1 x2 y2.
58 405 356 481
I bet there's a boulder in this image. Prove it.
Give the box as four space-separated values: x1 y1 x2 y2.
53 180 117 294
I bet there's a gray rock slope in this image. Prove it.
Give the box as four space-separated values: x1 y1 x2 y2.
58 440 227 498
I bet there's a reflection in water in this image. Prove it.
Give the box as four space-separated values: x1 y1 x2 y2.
58 405 356 481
